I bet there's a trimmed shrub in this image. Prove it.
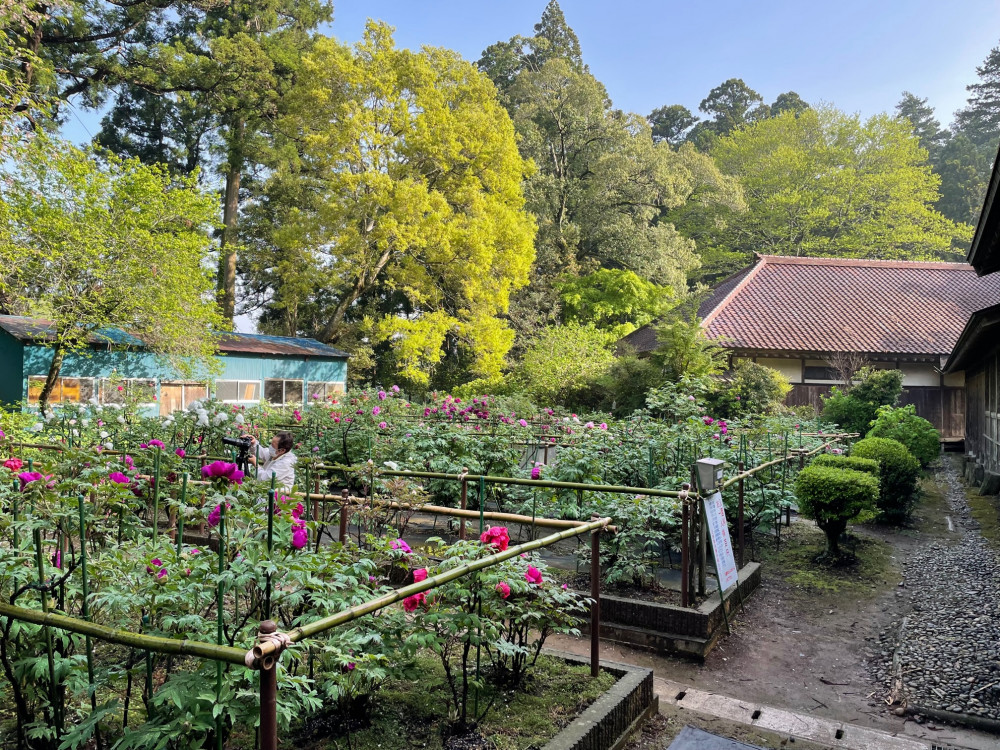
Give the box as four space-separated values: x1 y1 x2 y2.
711 360 792 418
867 405 940 467
795 465 879 558
812 454 880 476
851 437 921 524
821 367 903 434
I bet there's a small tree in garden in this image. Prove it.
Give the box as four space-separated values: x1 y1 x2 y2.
795 465 879 559
821 367 904 434
713 360 791 418
867 404 940 467
851 437 921 524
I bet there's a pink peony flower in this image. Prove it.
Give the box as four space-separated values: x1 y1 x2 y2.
480 526 510 552
148 439 165 449
291 525 308 549
391 538 412 554
378 390 387 400
495 582 511 599
108 471 131 485
531 464 542 480
403 592 426 612
3 457 23 471
412 568 428 583
379 422 387 429
391 385 400 392
372 405 381 416
17 471 45 491
139 443 148 450
599 423 608 430
201 461 244 485
175 448 186 458
207 503 225 528
518 419 528 427
525 566 543 585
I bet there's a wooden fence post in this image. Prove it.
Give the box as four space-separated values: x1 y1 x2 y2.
258 620 279 750
339 489 349 542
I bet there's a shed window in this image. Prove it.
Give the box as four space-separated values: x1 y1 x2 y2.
100 379 156 405
306 381 346 401
265 379 304 405
215 380 260 403
160 382 208 416
27 377 96 404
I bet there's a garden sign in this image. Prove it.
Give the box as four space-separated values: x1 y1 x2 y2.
704 491 739 592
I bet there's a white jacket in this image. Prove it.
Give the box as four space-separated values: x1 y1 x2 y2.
255 445 297 491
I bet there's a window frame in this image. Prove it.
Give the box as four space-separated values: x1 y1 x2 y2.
264 378 305 406
306 381 346 401
215 379 262 404
99 378 157 406
27 376 97 405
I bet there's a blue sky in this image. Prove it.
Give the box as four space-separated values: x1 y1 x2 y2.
63 1 1000 141
323 0 1000 126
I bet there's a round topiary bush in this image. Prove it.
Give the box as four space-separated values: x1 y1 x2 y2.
850 437 921 524
812 453 880 476
866 404 940 467
795 465 879 558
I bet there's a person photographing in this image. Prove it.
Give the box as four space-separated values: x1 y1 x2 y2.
246 431 297 490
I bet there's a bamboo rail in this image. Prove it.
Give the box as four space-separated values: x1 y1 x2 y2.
251 516 611 660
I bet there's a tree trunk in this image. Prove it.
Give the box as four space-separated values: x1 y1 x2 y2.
319 245 393 342
37 340 66 414
217 118 244 323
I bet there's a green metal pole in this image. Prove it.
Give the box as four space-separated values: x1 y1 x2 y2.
478 476 485 535
11 480 18 551
303 463 311 522
266 490 275 619
216 502 226 750
35 528 60 736
176 473 188 556
77 496 101 748
143 616 153 721
151 449 161 544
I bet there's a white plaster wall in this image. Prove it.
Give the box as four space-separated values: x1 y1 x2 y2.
756 357 803 384
899 363 939 387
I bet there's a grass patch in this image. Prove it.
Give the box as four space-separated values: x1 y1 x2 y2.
758 522 893 595
298 654 616 750
966 489 1000 548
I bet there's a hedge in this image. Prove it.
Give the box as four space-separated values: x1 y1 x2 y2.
851 437 920 524
795 465 879 557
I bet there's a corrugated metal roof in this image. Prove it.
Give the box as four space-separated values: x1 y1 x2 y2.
0 316 349 359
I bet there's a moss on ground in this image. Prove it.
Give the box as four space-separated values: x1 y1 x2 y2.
299 654 615 750
758 521 893 596
966 489 1000 548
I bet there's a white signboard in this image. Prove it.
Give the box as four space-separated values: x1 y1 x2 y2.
703 491 739 593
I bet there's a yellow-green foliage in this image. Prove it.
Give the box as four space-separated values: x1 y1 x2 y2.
851 437 921 524
795 465 879 556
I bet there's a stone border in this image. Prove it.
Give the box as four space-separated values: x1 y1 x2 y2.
577 562 762 660
541 649 657 750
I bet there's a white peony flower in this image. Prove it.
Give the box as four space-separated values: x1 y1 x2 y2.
99 430 109 439
196 414 209 427
116 415 126 424
81 419 90 428
31 423 43 432
188 400 202 412
234 413 245 425
104 442 113 450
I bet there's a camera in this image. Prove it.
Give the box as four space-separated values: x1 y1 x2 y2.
222 435 253 472
222 436 253 450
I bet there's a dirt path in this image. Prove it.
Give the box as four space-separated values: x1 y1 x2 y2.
553 455 1000 748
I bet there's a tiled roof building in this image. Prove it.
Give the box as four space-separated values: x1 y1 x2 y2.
619 255 1000 440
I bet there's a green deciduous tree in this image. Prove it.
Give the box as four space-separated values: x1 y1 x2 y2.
648 104 698 145
0 134 224 410
557 269 671 338
244 23 536 390
515 324 615 405
710 107 971 264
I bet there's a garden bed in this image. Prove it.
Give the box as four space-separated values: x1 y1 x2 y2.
284 651 655 750
576 563 762 660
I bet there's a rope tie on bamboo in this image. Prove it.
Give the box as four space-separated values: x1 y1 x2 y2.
245 630 292 669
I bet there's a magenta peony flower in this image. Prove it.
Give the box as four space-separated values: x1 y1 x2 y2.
148 439 165 449
496 582 511 599
175 448 186 458
379 422 387 429
108 471 131 485
291 525 308 549
157 568 168 579
3 457 23 471
403 592 427 612
123 455 134 468
201 461 244 485
391 385 400 392
139 443 148 450
518 419 528 427
702 416 714 426
372 405 381 416
525 566 543 585
391 538 412 554
412 568 428 582
378 390 387 400
17 471 45 491
207 504 223 528
480 526 510 552
531 464 541 480
600 423 608 430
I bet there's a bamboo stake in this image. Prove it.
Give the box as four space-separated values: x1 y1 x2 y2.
251 517 611 659
76 495 100 750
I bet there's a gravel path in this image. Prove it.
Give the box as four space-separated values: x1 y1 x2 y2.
870 459 1000 720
